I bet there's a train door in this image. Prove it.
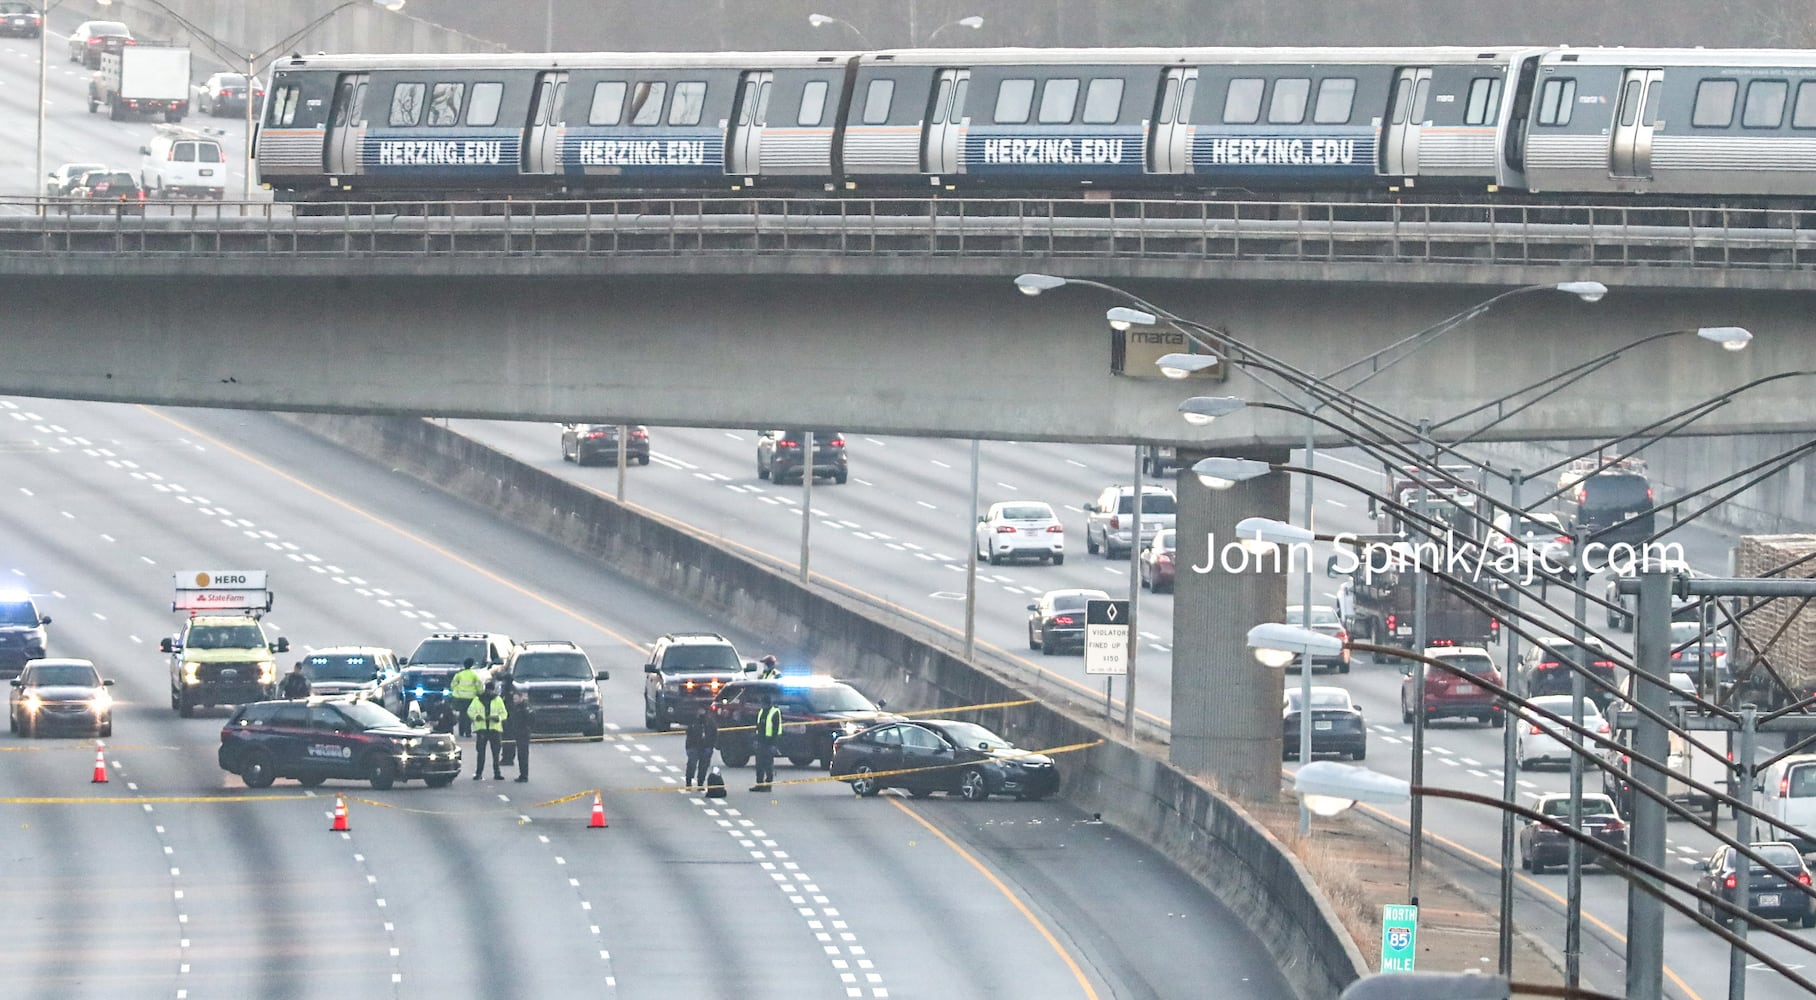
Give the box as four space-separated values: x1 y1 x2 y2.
324 73 367 175
727 71 773 174
1382 67 1432 176
1610 68 1663 178
921 68 969 174
522 71 568 174
1146 67 1197 174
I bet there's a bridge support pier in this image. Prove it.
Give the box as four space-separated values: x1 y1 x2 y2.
1169 448 1289 802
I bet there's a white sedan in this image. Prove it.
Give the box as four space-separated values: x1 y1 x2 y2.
976 501 1065 565
1517 694 1610 770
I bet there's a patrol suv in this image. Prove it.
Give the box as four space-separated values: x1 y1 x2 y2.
219 697 461 790
710 676 901 769
163 614 288 717
0 591 51 680
508 640 608 739
643 632 751 731
299 646 402 713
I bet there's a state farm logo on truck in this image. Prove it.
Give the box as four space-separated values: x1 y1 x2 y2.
172 570 272 613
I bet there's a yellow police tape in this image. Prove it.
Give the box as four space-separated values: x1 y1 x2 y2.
0 794 309 804
661 697 1040 736
0 744 184 753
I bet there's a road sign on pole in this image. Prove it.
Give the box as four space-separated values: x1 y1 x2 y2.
1085 599 1130 675
1380 903 1419 972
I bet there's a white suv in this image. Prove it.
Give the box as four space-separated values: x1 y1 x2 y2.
140 127 226 199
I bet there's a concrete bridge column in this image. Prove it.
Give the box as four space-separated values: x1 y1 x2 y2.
1169 449 1290 803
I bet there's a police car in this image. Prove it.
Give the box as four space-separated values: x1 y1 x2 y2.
218 697 461 789
299 646 403 712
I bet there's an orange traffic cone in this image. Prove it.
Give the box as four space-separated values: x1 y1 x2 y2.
331 795 350 832
588 792 608 829
91 744 108 784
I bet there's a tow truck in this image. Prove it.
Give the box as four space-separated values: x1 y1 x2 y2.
162 570 288 717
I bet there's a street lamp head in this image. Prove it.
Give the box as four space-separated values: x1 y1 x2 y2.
1554 280 1608 303
1293 760 1412 817
1155 352 1219 379
808 13 835 27
379 0 407 11
1178 396 1247 426
1106 306 1157 331
1234 515 1312 546
1191 458 1272 491
1014 273 1067 296
1696 326 1753 352
957 15 984 29
1247 622 1344 670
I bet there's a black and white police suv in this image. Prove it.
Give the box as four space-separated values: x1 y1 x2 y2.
218 697 461 790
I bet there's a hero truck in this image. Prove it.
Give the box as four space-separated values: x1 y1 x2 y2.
162 570 288 717
89 44 189 121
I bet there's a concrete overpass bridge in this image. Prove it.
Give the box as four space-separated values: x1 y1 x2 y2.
6 193 1813 795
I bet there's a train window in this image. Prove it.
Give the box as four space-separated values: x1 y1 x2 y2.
1640 82 1661 125
466 82 502 127
1618 79 1642 127
1223 78 1263 124
669 81 706 126
1156 76 1178 124
863 79 895 124
1039 78 1079 124
1179 76 1197 123
1082 78 1122 123
425 83 464 126
1313 78 1354 124
754 80 772 126
1268 78 1309 124
590 82 626 125
994 78 1033 124
268 85 301 126
551 80 567 123
1692 79 1737 128
1794 82 1816 127
388 82 425 127
352 82 367 125
1743 79 1788 128
629 81 667 125
952 77 970 121
798 80 828 127
1536 78 1575 126
330 79 354 127
1464 77 1502 125
930 76 953 123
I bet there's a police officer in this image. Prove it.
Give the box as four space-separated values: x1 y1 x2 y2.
468 681 508 780
497 671 518 767
752 692 783 793
757 655 781 680
449 658 483 737
684 708 718 788
504 683 532 782
280 661 310 700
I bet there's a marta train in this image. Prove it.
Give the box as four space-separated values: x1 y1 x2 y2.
252 46 1816 202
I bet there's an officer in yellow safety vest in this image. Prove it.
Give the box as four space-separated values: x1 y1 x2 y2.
449 658 484 737
752 692 784 793
468 681 509 781
757 655 781 680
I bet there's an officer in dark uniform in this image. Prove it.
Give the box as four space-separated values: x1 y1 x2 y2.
685 708 718 788
752 692 783 793
498 672 518 767
280 661 310 700
504 683 532 782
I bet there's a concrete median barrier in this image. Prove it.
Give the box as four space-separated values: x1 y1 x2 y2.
282 412 1367 998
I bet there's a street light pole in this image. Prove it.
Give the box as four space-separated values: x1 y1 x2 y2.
1566 528 1589 990
964 438 979 658
1408 417 1432 904
34 3 47 211
799 430 814 584
1296 390 1317 835
1731 704 1758 1000
1126 445 1141 735
1497 469 1524 976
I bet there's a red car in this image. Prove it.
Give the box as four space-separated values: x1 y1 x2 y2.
1402 644 1504 726
1139 528 1177 593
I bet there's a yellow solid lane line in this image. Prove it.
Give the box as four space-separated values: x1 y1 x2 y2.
888 796 1100 1000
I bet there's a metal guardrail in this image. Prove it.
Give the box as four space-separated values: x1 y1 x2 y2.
2 196 1814 270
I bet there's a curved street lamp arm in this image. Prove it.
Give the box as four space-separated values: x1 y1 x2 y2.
1323 285 1546 393
1410 781 1816 988
263 1 370 64
112 0 241 65
1430 328 1693 436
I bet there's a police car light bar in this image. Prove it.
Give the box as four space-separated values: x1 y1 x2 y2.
172 570 274 613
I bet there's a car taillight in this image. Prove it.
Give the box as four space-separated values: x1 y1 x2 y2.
1714 649 1727 658
1800 872 1812 887
1336 630 1349 644
1529 724 1543 735
1725 874 1738 890
779 439 796 448
1537 661 1556 670
87 37 100 44
631 429 648 439
996 525 1017 534
1491 619 1500 634
1604 818 1626 832
1647 488 1655 501
137 190 145 202
1783 777 1792 796
828 437 844 447
1555 536 1570 544
1386 614 1397 631
1047 525 1064 534
1597 722 1610 734
1575 487 1586 504
1671 651 1682 659
1052 615 1075 626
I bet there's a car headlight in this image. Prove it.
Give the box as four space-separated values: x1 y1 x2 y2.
257 661 276 684
22 693 40 712
580 685 600 702
183 661 202 683
90 691 112 711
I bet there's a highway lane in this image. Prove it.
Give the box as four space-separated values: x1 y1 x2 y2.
0 396 1295 999
455 418 1814 999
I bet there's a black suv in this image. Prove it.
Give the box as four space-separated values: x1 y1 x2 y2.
402 632 516 729
0 593 50 679
643 632 750 730
218 698 461 789
507 640 608 739
757 430 848 485
710 677 901 769
1558 470 1655 547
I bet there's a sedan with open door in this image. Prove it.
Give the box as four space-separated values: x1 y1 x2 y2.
831 719 1059 801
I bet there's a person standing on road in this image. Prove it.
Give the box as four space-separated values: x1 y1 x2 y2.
505 684 532 782
468 681 508 780
450 658 483 737
498 671 519 767
752 693 783 793
280 661 310 700
757 655 781 680
685 708 718 788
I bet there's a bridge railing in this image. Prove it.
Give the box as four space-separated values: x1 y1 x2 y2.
2 195 1812 269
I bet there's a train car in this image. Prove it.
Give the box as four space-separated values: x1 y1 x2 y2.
1520 48 1816 197
257 51 858 201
